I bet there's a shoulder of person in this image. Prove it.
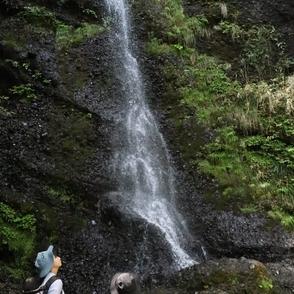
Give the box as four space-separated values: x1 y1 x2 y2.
50 278 63 287
49 278 63 289
47 277 63 293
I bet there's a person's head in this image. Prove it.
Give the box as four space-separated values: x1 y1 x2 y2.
110 273 140 294
34 245 62 278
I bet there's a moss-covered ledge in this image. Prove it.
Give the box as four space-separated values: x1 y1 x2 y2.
144 258 281 293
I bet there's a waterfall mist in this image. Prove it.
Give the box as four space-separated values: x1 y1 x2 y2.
104 0 199 269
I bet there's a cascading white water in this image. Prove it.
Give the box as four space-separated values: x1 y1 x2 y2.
105 0 197 269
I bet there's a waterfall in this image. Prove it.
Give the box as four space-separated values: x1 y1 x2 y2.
104 0 197 269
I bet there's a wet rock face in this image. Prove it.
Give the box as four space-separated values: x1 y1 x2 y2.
146 257 293 293
0 0 176 292
60 196 174 293
202 211 294 260
231 0 294 57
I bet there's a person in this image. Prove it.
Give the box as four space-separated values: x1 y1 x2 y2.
110 272 140 294
32 245 64 294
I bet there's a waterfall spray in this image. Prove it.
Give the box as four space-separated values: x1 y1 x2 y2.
105 0 198 269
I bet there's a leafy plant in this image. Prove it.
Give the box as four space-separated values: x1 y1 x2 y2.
9 84 37 103
0 202 36 278
56 23 105 49
47 187 75 204
268 210 294 230
146 37 173 55
20 5 58 28
214 20 244 41
83 8 98 19
242 26 274 78
0 95 14 116
258 277 274 291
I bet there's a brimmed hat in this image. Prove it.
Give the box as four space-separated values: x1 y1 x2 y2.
34 245 54 278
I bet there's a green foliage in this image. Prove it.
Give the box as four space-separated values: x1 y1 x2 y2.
20 5 58 28
0 202 36 278
214 20 292 81
56 22 105 49
147 0 209 47
5 59 52 85
145 0 294 228
242 25 279 80
9 83 37 103
166 11 209 46
146 37 173 55
18 5 105 49
0 95 14 117
268 210 294 230
258 277 274 291
198 127 294 216
82 8 98 19
47 187 75 205
180 54 240 125
240 205 258 214
214 20 244 41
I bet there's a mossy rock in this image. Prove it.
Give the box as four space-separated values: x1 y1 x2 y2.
147 258 279 293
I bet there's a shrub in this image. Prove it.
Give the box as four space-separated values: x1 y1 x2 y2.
0 202 36 278
20 5 58 28
214 20 244 41
9 84 37 103
268 210 294 230
180 54 240 125
198 128 294 218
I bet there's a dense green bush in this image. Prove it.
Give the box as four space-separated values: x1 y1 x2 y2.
0 202 36 278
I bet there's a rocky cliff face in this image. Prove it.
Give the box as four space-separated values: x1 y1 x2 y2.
0 0 293 293
0 1 176 292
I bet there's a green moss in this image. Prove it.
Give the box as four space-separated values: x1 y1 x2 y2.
199 267 275 293
47 187 75 205
48 104 95 179
56 22 105 49
180 54 241 125
0 202 36 279
146 37 174 55
16 5 105 49
1 34 26 50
